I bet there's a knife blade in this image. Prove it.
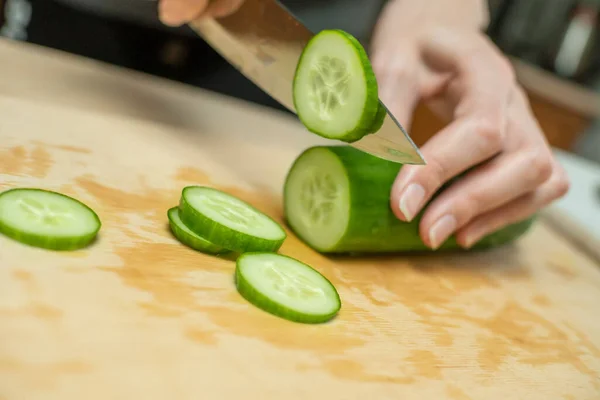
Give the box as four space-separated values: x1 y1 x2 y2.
188 0 426 165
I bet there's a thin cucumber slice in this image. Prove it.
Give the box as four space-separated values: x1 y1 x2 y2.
283 145 535 253
0 188 101 251
167 206 228 255
179 186 287 253
367 102 386 134
235 252 341 324
293 29 379 143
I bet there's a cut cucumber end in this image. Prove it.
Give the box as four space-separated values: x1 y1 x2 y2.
283 145 536 254
0 188 101 251
167 206 228 255
284 147 350 252
293 29 379 142
235 252 341 324
179 186 287 253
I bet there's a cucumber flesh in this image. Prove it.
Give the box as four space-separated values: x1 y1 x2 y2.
179 186 287 253
235 252 341 324
284 147 351 252
293 29 379 143
168 206 228 255
0 188 101 251
283 145 535 253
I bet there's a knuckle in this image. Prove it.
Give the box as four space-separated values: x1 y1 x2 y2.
411 154 449 197
555 176 571 198
426 157 450 189
553 168 571 198
527 151 554 185
474 118 504 150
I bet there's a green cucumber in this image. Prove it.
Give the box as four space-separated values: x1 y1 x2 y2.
179 186 287 253
292 29 379 143
0 188 101 251
367 102 386 134
167 206 228 255
235 252 341 324
283 145 535 253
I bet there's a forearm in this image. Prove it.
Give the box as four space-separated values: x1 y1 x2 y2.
383 0 490 31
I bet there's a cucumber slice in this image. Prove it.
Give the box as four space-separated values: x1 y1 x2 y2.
367 102 386 134
179 186 287 253
235 252 341 324
283 145 535 253
0 188 101 251
167 206 228 255
293 29 379 143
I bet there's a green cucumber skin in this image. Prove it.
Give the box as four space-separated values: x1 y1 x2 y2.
0 188 101 251
167 207 228 255
235 252 341 324
178 187 286 254
292 29 379 143
283 146 535 254
367 102 386 134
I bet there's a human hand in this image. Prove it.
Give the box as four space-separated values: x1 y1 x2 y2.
370 0 570 249
158 0 245 26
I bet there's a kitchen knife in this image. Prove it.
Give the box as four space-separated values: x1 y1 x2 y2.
188 0 426 165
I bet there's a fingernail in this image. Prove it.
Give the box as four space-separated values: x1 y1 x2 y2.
429 215 457 249
159 1 185 26
399 184 425 221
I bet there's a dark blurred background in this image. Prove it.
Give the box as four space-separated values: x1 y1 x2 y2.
0 0 387 113
2 0 598 104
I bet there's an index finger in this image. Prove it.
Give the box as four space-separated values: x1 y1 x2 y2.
391 30 514 222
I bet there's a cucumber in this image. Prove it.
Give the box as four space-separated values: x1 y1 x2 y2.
367 102 386 134
293 29 379 143
235 252 341 324
179 186 287 253
167 206 229 255
283 145 535 253
0 188 101 251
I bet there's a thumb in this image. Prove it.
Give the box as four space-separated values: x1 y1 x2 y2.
205 0 245 18
159 0 209 26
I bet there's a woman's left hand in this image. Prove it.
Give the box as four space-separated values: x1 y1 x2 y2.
369 0 570 249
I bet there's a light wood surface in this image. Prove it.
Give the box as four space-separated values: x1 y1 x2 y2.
1 38 600 399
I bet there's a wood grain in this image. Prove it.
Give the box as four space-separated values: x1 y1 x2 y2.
1 38 600 399
1 93 600 400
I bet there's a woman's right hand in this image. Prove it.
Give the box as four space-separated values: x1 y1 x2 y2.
158 0 245 27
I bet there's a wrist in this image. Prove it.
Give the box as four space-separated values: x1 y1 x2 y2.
386 0 490 31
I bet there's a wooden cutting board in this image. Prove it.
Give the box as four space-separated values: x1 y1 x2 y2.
1 91 600 399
